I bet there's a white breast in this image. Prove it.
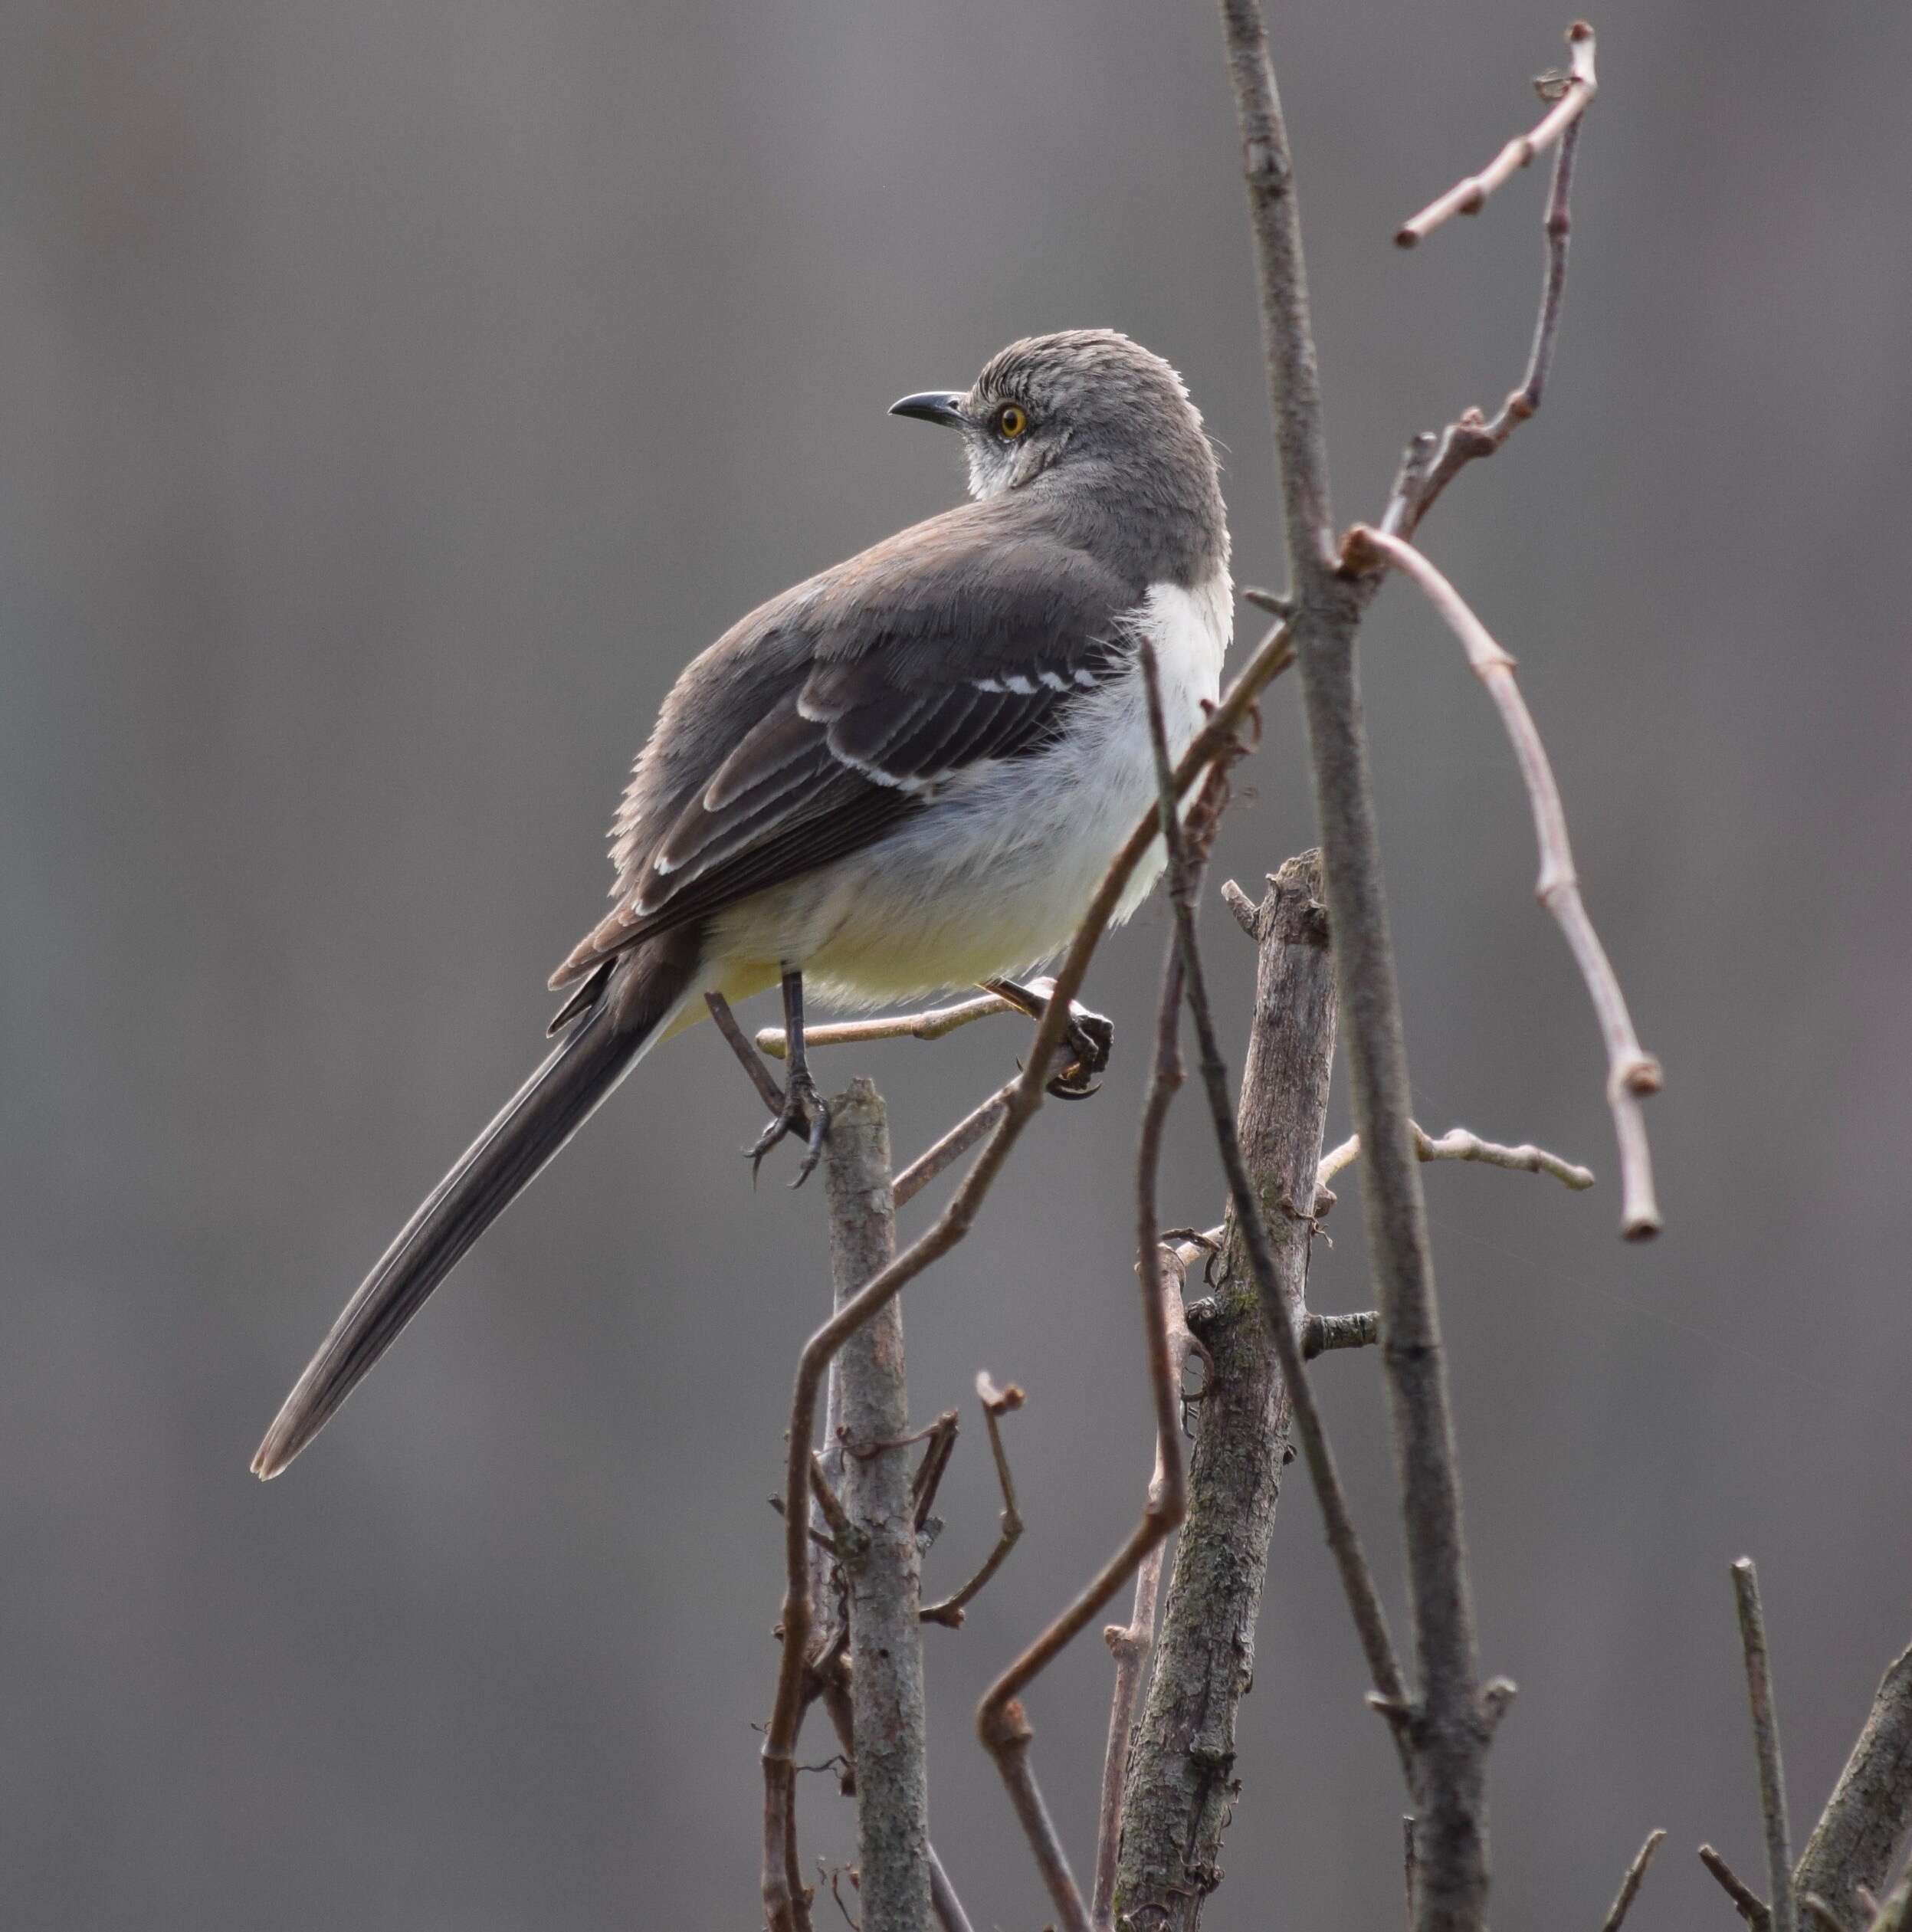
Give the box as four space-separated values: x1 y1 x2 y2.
713 569 1235 1006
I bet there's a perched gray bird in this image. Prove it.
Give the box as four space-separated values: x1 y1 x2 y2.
253 329 1232 1480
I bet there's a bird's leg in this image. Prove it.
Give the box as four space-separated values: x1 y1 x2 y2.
982 976 1114 1100
748 966 831 1186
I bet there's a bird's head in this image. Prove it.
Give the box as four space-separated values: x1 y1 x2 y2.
890 329 1215 503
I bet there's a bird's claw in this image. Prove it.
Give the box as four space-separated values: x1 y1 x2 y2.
747 1068 831 1188
1046 1005 1113 1100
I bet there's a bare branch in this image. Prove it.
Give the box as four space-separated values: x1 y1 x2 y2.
920 1376 1025 1628
893 1079 1016 1209
760 615 1294 1931
756 992 1016 1059
1395 22 1597 248
976 681 1203 1930
822 1081 930 1932
1734 1559 1798 1932
1093 1242 1206 1925
1216 0 1500 1919
1701 1843 1773 1929
1346 525 1662 1240
1113 851 1343 1926
1599 1828 1667 1932
1796 1638 1912 1923
1321 1121 1594 1192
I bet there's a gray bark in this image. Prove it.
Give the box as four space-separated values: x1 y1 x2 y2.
1215 3 1490 1924
1796 1639 1912 1924
1111 852 1337 1927
822 1078 931 1932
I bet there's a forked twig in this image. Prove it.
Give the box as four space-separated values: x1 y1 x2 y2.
920 1376 1025 1628
1395 21 1597 247
1346 525 1662 1240
1385 26 1596 542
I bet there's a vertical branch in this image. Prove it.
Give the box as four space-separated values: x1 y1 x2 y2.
1734 1560 1799 1932
1215 5 1494 1927
823 1079 932 1932
759 619 1292 1932
1112 852 1340 1927
1090 1245 1198 1929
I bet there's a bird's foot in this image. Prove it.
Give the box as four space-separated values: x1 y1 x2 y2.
748 1065 831 1187
1048 1003 1113 1100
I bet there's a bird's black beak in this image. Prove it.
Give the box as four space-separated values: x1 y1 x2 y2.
888 390 967 429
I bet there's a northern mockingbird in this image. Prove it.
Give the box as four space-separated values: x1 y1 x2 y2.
253 329 1232 1479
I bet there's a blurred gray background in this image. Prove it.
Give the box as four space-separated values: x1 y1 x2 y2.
3 1 1908 1926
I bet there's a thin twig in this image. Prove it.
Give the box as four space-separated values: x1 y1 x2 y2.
976 732 1200 1932
1091 1242 1205 1926
1217 3 1494 1921
981 641 1235 1924
893 1079 1017 1209
1346 525 1662 1240
708 991 785 1113
1395 22 1597 247
1735 1559 1798 1932
1599 1829 1667 1932
761 614 1295 1932
756 992 1017 1058
1796 1638 1912 1922
1163 669 1414 1738
1701 1843 1773 1928
920 1376 1025 1628
1320 1121 1594 1191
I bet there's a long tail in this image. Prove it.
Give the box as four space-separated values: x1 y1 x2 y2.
252 943 697 1480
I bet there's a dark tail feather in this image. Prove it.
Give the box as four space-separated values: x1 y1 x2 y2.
252 947 691 1479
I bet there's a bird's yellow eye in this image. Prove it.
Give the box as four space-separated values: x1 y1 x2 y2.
997 405 1028 440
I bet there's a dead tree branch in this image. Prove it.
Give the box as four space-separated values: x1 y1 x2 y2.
1395 22 1597 248
821 1080 931 1932
1344 525 1661 1239
1112 851 1340 1927
1796 1638 1912 1923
